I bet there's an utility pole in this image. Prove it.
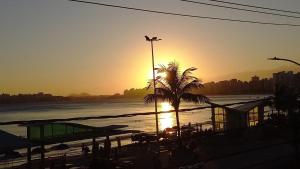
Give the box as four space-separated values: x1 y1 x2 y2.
145 36 162 139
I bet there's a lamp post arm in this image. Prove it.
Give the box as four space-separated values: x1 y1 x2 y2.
276 58 300 67
268 57 300 67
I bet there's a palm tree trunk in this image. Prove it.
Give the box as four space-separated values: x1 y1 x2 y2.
175 108 181 138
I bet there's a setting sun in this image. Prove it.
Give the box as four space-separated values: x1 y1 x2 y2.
160 102 172 112
147 69 167 79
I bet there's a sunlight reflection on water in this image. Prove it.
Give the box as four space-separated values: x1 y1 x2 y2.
159 102 175 131
0 95 269 135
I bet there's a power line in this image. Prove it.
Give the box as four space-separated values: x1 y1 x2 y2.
206 0 300 15
180 0 300 19
69 0 300 27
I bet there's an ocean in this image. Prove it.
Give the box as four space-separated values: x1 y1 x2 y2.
0 95 269 137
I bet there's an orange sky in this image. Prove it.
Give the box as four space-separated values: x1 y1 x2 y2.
1 0 300 95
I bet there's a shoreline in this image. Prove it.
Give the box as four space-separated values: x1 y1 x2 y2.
0 94 271 106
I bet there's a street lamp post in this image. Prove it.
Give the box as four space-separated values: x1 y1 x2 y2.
268 57 300 67
145 36 161 139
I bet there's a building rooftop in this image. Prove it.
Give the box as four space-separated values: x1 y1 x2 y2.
232 100 268 113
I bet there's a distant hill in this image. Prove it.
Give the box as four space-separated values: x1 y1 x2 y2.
0 92 126 105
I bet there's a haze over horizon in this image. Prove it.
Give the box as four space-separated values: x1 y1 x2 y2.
1 0 300 96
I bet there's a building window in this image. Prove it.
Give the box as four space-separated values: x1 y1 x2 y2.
248 107 259 127
215 107 226 130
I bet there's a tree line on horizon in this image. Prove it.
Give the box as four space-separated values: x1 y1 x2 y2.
1 71 299 104
124 72 300 97
124 76 273 97
0 92 122 104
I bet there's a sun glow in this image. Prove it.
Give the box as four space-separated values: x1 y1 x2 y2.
159 102 174 131
161 102 172 111
147 71 167 80
159 72 167 79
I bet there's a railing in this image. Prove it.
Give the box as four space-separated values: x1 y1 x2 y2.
0 97 274 168
0 98 272 126
0 120 214 168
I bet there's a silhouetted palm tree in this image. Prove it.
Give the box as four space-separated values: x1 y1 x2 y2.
273 84 300 158
144 62 209 139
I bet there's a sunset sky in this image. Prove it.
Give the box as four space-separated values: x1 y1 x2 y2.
1 0 300 95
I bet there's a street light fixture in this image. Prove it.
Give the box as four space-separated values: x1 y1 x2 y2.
268 57 300 67
145 35 162 139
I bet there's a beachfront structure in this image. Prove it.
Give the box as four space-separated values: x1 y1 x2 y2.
0 122 139 169
25 122 137 168
211 100 269 131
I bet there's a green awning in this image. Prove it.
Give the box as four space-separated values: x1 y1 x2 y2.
26 122 135 144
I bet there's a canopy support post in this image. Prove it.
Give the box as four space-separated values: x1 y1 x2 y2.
40 125 45 169
211 106 216 132
27 126 31 169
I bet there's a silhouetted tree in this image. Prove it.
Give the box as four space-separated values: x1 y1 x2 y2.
144 62 209 140
273 84 300 159
274 84 298 113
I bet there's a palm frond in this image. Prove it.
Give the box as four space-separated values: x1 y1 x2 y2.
179 67 197 84
180 79 204 93
181 93 209 104
181 67 197 77
179 75 198 83
146 80 153 90
144 62 209 110
165 63 180 91
144 94 172 104
156 79 170 89
155 87 174 98
146 77 169 90
156 64 167 73
169 61 180 79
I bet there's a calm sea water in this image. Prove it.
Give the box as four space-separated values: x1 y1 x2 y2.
0 95 269 137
